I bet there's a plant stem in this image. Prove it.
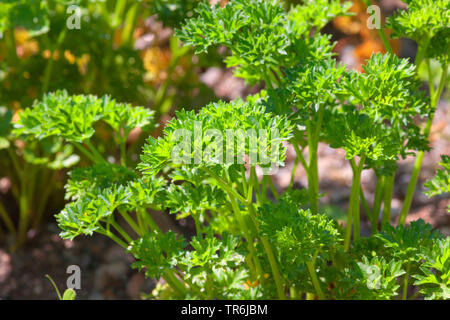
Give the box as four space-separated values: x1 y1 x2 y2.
244 196 285 299
97 227 128 248
42 29 67 94
33 170 55 230
85 139 106 163
112 0 128 28
353 157 365 242
360 188 371 225
399 63 448 225
290 286 298 299
139 208 161 233
426 59 435 98
414 38 430 68
16 162 32 249
306 260 325 300
344 156 365 250
163 270 187 297
7 27 19 65
204 168 247 203
260 236 285 299
120 135 127 167
288 157 299 191
111 220 133 243
266 176 279 199
45 275 62 300
239 166 248 194
192 212 203 236
362 0 393 54
250 166 261 204
402 263 411 300
371 175 385 234
74 143 98 163
308 104 325 214
227 190 262 281
293 143 308 172
0 200 16 235
119 209 142 236
121 2 140 47
381 174 395 227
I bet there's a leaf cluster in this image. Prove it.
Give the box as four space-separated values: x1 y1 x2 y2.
177 0 346 84
424 155 450 200
14 90 154 143
57 162 165 240
387 0 449 64
258 195 341 274
139 94 293 176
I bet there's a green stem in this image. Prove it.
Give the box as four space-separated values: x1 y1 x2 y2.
42 29 67 94
136 209 144 233
288 157 299 191
239 166 248 194
244 196 285 299
266 176 279 199
97 227 128 248
360 188 371 225
307 145 318 213
399 63 447 225
371 175 385 234
33 169 55 230
426 59 435 98
45 275 62 300
139 208 160 233
119 209 142 236
153 38 187 117
16 162 32 248
85 140 106 163
204 168 246 203
121 2 140 47
307 104 325 214
290 286 298 299
7 146 21 177
293 143 308 172
250 166 261 204
192 212 203 236
74 143 98 163
306 260 325 300
260 236 285 299
120 135 127 167
263 69 274 90
362 0 392 54
344 156 365 250
0 200 16 235
8 26 18 57
112 0 128 28
260 175 268 202
227 190 262 281
414 38 430 68
0 217 5 238
381 174 395 227
402 263 411 300
110 220 133 243
352 157 365 243
163 271 187 297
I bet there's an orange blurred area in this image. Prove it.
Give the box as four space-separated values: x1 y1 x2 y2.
142 47 172 85
333 0 399 70
14 29 39 59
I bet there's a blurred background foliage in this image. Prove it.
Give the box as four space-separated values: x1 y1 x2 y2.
0 0 448 300
0 0 221 250
0 0 448 253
